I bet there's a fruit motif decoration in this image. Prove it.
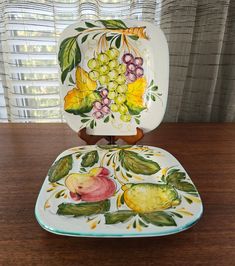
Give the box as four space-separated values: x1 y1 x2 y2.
65 167 116 202
59 19 162 128
45 146 201 230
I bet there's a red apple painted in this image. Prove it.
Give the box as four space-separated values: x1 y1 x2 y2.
65 167 116 202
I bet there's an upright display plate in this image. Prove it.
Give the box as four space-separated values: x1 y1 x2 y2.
58 20 169 135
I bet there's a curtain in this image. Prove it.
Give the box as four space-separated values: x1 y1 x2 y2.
0 0 234 123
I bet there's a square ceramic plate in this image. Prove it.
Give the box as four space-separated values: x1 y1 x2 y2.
35 145 203 237
58 19 169 135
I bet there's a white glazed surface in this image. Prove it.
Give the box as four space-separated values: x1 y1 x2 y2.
58 20 169 135
35 145 203 237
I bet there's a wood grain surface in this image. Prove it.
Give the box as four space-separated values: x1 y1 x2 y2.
0 123 234 266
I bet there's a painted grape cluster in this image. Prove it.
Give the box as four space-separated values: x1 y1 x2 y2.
87 47 144 122
122 53 144 82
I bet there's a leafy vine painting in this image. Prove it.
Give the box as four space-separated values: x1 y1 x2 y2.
58 20 164 132
36 145 203 237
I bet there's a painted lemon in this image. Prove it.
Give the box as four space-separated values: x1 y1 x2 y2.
122 183 181 213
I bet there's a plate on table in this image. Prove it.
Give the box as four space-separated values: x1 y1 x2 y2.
58 19 169 136
35 145 203 237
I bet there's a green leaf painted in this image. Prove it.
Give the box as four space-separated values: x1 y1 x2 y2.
81 118 90 123
173 181 197 193
115 35 121 48
106 36 113 41
126 172 132 178
140 211 177 227
105 210 136 224
166 170 197 193
151 94 156 101
92 32 102 39
133 220 136 228
58 37 81 83
151 86 158 91
128 35 139 40
167 168 180 175
104 116 109 123
171 211 183 218
120 193 125 204
99 19 127 29
135 118 140 125
55 189 65 198
81 150 99 167
138 219 148 227
80 113 89 118
149 80 154 87
166 170 186 184
85 22 97 28
75 27 86 32
119 150 160 175
57 200 110 217
184 196 193 204
81 34 88 43
68 75 75 84
90 120 95 129
48 155 73 182
65 91 101 115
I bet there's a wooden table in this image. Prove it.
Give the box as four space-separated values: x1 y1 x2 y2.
0 123 234 266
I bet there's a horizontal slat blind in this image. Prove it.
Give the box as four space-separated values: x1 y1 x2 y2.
0 0 81 122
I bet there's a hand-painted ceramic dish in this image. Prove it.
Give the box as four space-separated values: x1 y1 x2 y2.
35 145 203 237
35 19 202 237
58 19 169 135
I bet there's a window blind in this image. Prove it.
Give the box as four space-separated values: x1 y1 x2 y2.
0 0 81 122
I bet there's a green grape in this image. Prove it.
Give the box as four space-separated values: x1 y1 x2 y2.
117 84 127 94
120 114 131 122
108 91 116 100
99 65 109 75
108 81 118 91
110 103 119 112
108 60 118 70
97 53 109 64
99 75 109 85
118 104 128 114
108 69 119 80
87 58 99 70
106 48 120 60
89 70 99 81
117 64 126 74
115 93 126 104
116 74 126 85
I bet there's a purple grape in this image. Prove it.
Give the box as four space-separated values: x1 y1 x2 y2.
122 53 134 64
101 105 110 114
93 111 104 119
127 63 136 72
134 57 143 66
135 66 144 77
127 72 137 82
93 101 102 110
102 98 111 106
100 88 108 98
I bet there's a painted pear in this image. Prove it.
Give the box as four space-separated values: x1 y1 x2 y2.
65 167 116 202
